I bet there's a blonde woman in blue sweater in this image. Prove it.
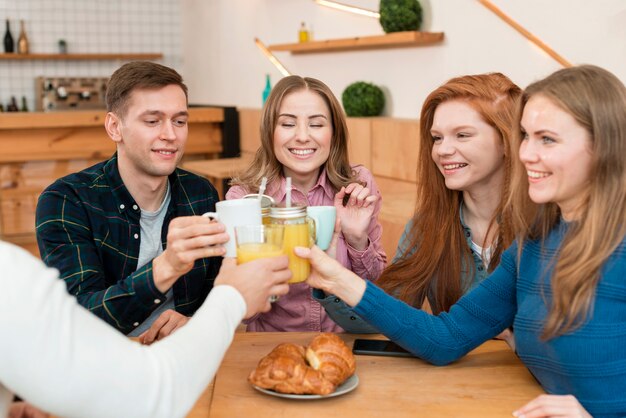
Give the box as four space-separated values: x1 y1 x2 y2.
296 65 626 418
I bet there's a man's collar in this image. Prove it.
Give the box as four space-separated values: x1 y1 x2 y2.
103 153 180 214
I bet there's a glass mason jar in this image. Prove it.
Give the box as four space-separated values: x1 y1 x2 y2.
268 205 315 284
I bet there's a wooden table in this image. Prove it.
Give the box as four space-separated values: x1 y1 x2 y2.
187 332 543 418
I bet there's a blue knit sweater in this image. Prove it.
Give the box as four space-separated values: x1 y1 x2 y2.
354 222 626 417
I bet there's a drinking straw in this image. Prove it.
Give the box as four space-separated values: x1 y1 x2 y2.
258 177 267 201
285 177 292 207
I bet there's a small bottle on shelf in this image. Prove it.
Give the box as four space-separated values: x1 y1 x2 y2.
7 96 18 112
3 19 14 53
20 96 28 112
262 74 271 105
17 20 28 54
298 22 309 43
58 39 67 54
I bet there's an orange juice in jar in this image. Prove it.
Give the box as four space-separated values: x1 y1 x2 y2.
269 206 314 283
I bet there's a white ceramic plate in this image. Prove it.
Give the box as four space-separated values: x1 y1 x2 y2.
252 374 359 400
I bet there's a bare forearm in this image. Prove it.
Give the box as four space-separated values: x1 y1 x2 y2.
326 270 366 307
344 234 368 251
152 252 180 293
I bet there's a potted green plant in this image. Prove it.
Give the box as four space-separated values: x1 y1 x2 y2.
342 81 385 117
379 0 423 33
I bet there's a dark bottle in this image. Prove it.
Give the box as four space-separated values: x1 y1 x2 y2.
20 96 28 112
7 96 18 112
4 19 14 53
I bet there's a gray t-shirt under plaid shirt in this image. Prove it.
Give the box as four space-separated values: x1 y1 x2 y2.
128 182 174 337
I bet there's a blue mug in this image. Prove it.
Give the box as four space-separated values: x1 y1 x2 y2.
306 206 337 251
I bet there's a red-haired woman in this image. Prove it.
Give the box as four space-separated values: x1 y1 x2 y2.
319 73 521 339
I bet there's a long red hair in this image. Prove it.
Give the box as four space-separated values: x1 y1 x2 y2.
378 73 522 313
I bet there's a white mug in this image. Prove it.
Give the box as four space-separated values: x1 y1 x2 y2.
203 199 262 257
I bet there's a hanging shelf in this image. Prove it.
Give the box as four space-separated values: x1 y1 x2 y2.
268 31 444 54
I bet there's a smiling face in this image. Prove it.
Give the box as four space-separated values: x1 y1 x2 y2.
273 88 333 191
430 100 505 194
519 94 593 220
111 84 189 180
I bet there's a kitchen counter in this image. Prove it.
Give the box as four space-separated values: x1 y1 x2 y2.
0 108 225 254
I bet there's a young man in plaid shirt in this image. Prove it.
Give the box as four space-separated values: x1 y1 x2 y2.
36 62 228 343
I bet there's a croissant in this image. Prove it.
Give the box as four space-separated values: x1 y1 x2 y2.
305 333 356 386
248 343 336 395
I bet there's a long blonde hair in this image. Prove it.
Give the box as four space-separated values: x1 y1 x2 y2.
378 73 522 313
231 75 358 192
508 65 626 339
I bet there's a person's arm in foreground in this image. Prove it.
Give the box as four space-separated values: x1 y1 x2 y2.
0 242 289 418
297 244 518 365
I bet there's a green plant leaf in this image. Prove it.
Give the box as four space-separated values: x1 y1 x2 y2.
379 0 423 33
342 81 385 117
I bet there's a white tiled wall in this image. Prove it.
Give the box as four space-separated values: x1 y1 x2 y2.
0 0 182 111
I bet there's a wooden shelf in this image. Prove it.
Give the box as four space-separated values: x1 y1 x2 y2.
268 31 444 54
0 53 163 61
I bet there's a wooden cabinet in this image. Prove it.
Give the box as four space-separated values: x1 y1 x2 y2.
0 108 224 255
350 117 420 258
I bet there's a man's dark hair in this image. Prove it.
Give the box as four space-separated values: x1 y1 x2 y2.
105 61 188 117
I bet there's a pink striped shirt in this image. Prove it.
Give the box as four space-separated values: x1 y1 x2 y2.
226 165 386 332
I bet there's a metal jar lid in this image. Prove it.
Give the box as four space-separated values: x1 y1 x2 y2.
243 193 275 208
269 205 307 219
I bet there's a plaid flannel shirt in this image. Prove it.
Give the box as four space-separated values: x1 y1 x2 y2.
35 155 222 334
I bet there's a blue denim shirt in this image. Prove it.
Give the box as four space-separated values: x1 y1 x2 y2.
314 206 489 333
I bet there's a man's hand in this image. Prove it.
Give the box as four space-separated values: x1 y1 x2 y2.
9 402 49 418
215 256 291 318
513 394 592 418
138 309 190 345
334 183 378 250
153 216 228 292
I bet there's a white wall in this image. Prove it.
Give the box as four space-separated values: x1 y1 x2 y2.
181 0 625 118
0 0 182 111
